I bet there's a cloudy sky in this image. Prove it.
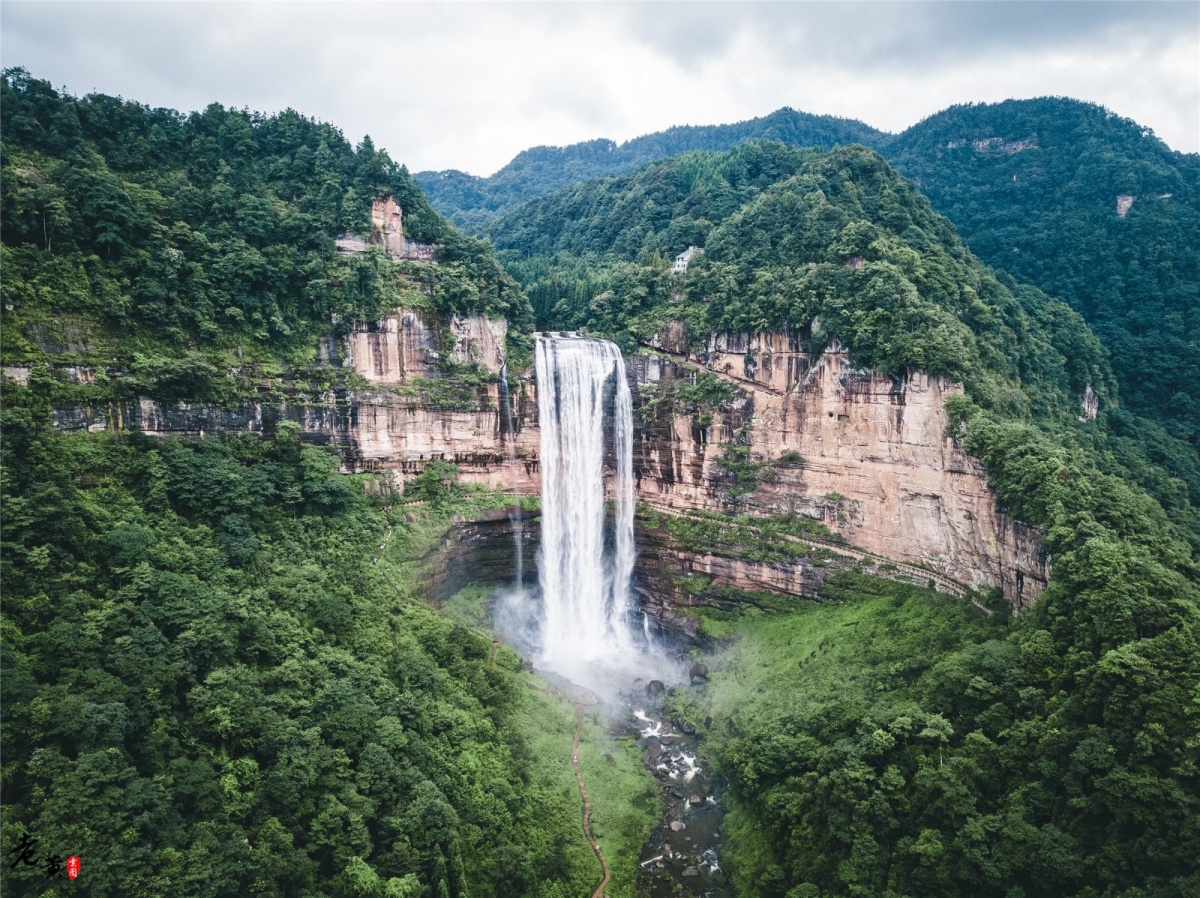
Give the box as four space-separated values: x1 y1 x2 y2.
3 1 1197 176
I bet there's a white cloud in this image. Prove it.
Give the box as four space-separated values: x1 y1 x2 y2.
2 1 1196 175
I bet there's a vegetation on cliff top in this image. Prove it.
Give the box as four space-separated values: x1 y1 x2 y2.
0 68 532 397
495 142 1110 421
433 97 1199 446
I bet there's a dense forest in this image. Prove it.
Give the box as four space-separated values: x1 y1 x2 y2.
428 97 1199 448
492 141 1200 895
0 71 574 898
416 107 885 233
0 406 603 898
3 70 1199 898
0 67 532 394
886 99 1200 446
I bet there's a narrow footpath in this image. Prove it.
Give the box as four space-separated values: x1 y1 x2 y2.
527 675 611 898
572 702 612 898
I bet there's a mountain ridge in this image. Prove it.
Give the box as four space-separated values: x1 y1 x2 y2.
468 96 1199 447
416 106 889 231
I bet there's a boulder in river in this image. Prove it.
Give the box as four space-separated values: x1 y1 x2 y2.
646 679 665 697
689 662 710 684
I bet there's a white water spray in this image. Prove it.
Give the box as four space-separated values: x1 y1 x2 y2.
535 334 636 668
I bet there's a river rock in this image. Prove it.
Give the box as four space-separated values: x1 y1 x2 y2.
674 716 696 735
670 820 686 832
689 662 710 684
682 866 699 878
690 794 703 805
646 679 665 697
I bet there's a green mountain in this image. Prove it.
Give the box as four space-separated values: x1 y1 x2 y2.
0 67 531 386
434 98 1200 446
495 140 1200 897
4 71 1199 898
415 107 886 232
886 98 1200 446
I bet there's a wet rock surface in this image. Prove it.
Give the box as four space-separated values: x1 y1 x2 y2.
622 692 730 897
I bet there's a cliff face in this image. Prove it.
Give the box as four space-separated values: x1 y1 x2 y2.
347 308 508 384
34 308 540 493
22 312 1048 611
335 197 436 261
629 327 1048 610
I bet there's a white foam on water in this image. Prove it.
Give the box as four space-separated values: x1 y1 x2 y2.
533 335 680 695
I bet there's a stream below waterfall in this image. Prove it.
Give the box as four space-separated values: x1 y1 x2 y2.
622 683 730 898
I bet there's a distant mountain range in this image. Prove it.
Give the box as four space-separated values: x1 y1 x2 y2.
419 98 1199 448
416 107 888 232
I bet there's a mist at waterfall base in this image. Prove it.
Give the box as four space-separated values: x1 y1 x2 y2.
493 335 682 701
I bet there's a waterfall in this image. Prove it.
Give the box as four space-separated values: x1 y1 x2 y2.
535 334 636 666
498 363 524 588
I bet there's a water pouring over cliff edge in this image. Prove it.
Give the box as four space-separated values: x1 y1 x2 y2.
535 334 638 676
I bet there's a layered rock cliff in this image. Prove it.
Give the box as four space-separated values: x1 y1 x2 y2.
630 326 1047 610
18 311 1048 611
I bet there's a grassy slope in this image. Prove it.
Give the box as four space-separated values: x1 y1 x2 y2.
413 574 660 898
670 573 1000 893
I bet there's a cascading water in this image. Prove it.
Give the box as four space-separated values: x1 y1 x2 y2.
535 334 636 669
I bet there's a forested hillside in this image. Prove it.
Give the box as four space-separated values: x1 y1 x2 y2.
416 107 885 232
0 67 531 392
0 411 601 898
886 98 1200 446
433 97 1199 447
0 72 591 898
496 143 1200 895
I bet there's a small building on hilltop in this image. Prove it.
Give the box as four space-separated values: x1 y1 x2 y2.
671 246 701 276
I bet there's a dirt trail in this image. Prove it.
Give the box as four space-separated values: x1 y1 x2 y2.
527 677 611 897
571 702 612 898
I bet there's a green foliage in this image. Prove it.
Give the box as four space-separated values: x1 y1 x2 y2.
887 98 1200 446
403 461 464 507
693 563 1200 898
428 96 1199 446
674 370 737 424
502 143 1112 432
417 109 886 232
0 69 531 375
0 418 597 898
660 510 838 566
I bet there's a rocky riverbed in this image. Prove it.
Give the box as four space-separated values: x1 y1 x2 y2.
624 676 731 897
